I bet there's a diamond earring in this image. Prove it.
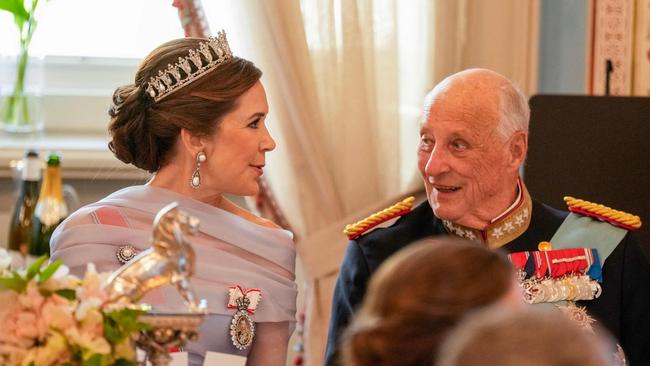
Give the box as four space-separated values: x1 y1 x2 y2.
190 151 206 189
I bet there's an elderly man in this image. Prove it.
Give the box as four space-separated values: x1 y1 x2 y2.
324 68 650 365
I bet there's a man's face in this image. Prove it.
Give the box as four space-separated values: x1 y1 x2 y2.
417 88 518 227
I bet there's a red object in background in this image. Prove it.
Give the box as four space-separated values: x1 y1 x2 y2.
172 0 211 38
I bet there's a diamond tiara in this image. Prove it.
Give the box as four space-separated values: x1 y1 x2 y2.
145 30 233 102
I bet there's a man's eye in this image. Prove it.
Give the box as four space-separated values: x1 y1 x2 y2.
419 137 434 151
451 140 468 151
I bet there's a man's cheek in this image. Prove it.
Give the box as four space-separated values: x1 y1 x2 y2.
416 154 428 174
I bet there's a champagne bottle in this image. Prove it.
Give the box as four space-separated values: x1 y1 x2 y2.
8 150 41 256
30 152 68 257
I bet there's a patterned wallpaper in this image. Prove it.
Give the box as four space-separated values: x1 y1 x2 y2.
590 0 650 96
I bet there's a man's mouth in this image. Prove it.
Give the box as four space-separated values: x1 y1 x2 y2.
433 184 461 193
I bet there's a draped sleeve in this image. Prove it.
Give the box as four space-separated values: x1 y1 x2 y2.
50 185 297 362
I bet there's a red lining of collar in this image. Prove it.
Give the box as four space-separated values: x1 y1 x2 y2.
568 207 637 231
490 177 527 226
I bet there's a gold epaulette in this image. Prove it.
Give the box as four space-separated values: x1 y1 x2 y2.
343 197 415 240
564 196 642 230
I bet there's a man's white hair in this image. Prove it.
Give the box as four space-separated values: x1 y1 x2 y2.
422 68 530 140
496 81 530 139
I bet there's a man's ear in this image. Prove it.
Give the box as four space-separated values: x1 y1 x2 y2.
508 131 528 170
179 128 204 158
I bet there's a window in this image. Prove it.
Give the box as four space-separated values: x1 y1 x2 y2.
1 0 182 57
0 0 237 134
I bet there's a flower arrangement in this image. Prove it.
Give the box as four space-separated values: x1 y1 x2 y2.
0 249 149 366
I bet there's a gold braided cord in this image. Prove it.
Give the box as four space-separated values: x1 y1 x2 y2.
344 197 416 237
564 196 642 229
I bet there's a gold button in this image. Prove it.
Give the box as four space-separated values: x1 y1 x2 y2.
538 241 553 251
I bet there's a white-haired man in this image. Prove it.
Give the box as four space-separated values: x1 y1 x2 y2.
325 68 649 365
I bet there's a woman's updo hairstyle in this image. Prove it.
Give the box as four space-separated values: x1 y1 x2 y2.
108 37 262 173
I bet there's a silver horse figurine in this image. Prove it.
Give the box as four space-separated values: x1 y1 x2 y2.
103 202 204 312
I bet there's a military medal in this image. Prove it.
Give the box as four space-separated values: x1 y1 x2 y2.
508 247 603 304
227 285 262 350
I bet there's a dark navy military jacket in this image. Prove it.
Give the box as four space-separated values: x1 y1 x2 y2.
324 200 650 365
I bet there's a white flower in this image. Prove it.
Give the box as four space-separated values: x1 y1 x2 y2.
51 264 69 281
75 298 102 321
0 249 12 273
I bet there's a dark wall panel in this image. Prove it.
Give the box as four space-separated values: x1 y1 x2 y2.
525 95 650 246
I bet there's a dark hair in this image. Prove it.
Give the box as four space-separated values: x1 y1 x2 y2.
108 38 262 173
342 238 514 366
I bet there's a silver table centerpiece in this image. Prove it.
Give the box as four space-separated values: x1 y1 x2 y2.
103 202 208 366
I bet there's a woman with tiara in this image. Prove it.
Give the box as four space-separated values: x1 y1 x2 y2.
50 32 296 365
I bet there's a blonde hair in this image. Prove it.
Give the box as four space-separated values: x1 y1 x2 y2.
437 307 613 366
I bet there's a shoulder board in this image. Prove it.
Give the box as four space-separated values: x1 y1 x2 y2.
343 196 415 240
563 196 642 230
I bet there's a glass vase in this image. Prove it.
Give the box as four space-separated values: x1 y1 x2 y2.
0 52 44 134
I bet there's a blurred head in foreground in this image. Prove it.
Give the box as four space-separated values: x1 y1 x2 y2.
342 238 523 366
436 306 616 366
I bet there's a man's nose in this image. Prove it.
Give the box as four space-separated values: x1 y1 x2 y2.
425 146 451 177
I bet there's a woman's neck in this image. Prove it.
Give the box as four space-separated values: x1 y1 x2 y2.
149 165 280 229
147 168 227 210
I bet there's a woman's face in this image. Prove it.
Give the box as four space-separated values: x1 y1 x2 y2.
201 81 276 196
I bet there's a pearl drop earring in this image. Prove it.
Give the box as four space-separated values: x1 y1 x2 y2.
427 176 434 184
190 151 206 189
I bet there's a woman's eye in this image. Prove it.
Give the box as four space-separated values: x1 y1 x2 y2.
248 119 260 129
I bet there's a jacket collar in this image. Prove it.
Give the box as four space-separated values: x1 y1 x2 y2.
441 177 532 249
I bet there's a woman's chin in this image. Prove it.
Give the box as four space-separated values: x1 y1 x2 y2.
230 184 260 198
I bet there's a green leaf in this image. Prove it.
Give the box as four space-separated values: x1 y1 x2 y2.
103 308 150 344
38 260 63 283
111 359 137 366
26 256 48 280
103 316 121 344
0 0 29 26
0 273 27 292
83 354 107 366
55 288 77 300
